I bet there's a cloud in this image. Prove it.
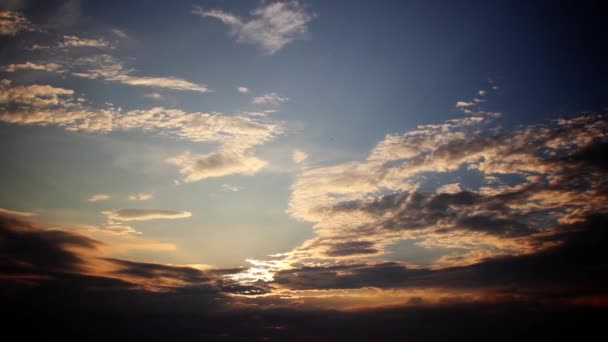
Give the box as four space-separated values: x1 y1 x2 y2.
1 61 65 73
275 108 608 270
456 101 475 108
0 80 282 182
292 149 308 164
144 92 164 100
88 194 111 202
252 92 289 106
58 35 112 48
0 10 33 35
238 86 249 93
222 184 240 192
102 209 192 222
128 192 153 201
72 54 209 93
167 151 267 182
193 1 314 54
0 207 36 217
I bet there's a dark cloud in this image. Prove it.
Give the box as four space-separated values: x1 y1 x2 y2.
274 215 608 295
325 241 379 257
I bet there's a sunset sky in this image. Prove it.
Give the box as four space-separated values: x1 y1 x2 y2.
1 1 606 340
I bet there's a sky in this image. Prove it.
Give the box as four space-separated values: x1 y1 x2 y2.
1 0 607 340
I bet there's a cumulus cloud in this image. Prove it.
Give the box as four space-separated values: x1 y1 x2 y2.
0 10 33 35
292 149 308 164
252 92 289 106
193 1 314 54
128 192 153 201
102 209 192 221
88 194 111 202
238 86 249 93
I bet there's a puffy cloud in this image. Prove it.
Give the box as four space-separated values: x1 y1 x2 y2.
0 10 33 35
102 209 192 221
252 92 289 106
456 101 475 108
292 149 308 164
128 192 153 201
193 1 314 54
237 86 249 93
88 194 111 202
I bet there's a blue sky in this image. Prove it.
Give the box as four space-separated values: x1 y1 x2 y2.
1 0 607 316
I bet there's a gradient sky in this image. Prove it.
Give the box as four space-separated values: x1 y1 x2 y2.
1 1 607 340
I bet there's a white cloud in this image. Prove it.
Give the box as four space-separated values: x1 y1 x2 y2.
88 193 111 202
167 151 267 182
1 62 65 73
292 149 308 164
72 54 209 93
128 192 153 201
0 10 33 35
193 1 314 54
59 35 112 48
0 207 37 217
478 90 487 96
456 101 475 108
102 209 192 221
238 86 249 93
0 80 282 182
252 92 289 106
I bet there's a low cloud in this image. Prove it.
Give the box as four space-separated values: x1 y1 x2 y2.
193 1 314 54
102 209 192 221
238 86 249 93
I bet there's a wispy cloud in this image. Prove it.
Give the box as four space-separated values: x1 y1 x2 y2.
144 92 164 100
59 35 112 48
1 61 65 73
222 184 240 192
128 192 153 201
193 1 315 54
88 194 111 202
0 207 37 217
72 54 209 93
102 209 192 221
252 92 289 106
